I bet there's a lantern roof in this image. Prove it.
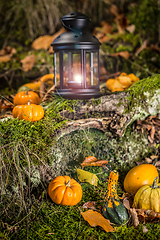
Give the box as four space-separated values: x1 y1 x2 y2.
51 32 100 50
51 12 101 51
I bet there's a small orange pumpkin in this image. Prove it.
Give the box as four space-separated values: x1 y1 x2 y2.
48 176 82 206
124 164 159 194
12 102 44 122
13 91 40 105
17 82 41 92
17 74 55 92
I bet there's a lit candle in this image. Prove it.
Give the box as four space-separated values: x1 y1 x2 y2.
74 74 82 83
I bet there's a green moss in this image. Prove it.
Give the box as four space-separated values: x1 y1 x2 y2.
1 184 160 240
101 43 115 54
125 74 160 116
115 44 133 53
0 76 159 239
49 128 115 176
115 33 140 48
113 128 154 167
116 223 160 240
0 97 79 165
128 0 159 42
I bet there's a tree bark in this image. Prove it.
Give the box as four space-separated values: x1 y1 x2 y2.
57 92 131 138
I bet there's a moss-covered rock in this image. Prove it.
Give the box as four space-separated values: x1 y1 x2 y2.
126 74 160 124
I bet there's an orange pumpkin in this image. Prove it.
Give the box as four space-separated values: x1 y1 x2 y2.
123 164 159 194
12 102 44 122
17 74 55 92
13 91 40 105
17 81 41 92
48 176 82 206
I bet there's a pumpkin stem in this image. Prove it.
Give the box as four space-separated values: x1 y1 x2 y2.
25 89 31 95
66 179 71 187
27 100 32 105
152 177 159 189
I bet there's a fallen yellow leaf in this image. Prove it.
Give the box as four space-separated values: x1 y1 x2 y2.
77 169 98 186
81 210 114 232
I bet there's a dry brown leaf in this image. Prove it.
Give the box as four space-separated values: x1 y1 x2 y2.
155 161 160 167
126 24 135 34
81 160 108 167
115 15 128 34
99 35 111 43
110 51 130 60
100 21 113 34
129 208 139 227
145 157 153 164
135 40 148 56
93 21 113 42
0 55 11 63
110 4 129 33
150 155 159 160
82 156 98 164
31 27 66 50
21 54 36 72
93 21 113 35
118 51 130 60
0 46 16 56
82 201 97 210
81 210 114 232
148 135 154 144
0 46 17 62
32 35 54 50
136 209 160 221
150 125 155 140
0 96 14 113
123 197 131 210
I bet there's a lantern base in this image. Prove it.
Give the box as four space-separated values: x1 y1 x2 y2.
53 88 102 99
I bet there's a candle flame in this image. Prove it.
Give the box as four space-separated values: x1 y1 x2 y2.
74 74 82 83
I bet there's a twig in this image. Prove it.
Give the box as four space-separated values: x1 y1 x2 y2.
0 67 22 78
42 84 55 102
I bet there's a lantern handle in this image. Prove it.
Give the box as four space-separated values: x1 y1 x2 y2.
61 21 79 33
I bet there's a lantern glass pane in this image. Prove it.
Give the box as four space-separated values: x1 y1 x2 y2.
86 51 98 86
54 52 60 86
63 51 82 88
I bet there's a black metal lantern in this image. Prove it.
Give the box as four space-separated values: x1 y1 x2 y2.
51 12 101 99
